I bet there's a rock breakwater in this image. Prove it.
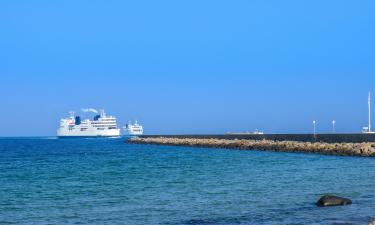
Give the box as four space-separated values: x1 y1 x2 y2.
128 137 375 157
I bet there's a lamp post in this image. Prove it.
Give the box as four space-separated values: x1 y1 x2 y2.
332 120 336 133
313 120 316 138
369 92 371 133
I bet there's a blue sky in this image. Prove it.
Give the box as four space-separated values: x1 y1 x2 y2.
1 0 374 136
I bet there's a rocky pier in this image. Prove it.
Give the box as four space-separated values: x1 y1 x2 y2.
128 136 375 157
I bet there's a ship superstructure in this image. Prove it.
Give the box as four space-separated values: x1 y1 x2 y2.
124 120 144 136
57 109 120 137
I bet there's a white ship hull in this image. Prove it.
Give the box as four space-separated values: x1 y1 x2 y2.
57 128 120 137
124 130 143 136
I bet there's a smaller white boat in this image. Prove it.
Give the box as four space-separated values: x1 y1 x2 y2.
124 121 144 136
226 129 264 135
252 129 264 135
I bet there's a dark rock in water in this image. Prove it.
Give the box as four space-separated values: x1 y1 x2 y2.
317 195 352 207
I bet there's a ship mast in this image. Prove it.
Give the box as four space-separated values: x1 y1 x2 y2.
69 111 75 119
100 109 105 117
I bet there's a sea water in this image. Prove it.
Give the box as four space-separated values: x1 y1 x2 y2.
1 138 375 225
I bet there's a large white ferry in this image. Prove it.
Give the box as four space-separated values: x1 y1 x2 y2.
57 109 120 137
124 121 144 136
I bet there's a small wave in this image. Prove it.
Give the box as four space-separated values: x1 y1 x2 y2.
0 137 58 140
40 137 58 140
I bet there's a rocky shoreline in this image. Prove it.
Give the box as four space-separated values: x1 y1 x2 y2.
128 137 375 157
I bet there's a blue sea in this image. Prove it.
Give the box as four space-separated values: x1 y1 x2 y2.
1 138 375 225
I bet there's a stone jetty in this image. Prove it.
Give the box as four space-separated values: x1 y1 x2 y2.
128 137 375 157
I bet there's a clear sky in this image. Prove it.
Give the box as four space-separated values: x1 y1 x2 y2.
1 0 374 136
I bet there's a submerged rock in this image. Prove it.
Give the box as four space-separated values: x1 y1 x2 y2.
316 195 352 207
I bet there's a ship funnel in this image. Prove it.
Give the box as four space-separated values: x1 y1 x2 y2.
75 116 81 125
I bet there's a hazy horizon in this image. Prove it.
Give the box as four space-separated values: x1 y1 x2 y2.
1 0 374 136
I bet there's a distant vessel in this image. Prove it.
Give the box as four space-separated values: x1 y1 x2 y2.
57 109 120 137
253 129 264 135
226 129 264 135
124 121 144 136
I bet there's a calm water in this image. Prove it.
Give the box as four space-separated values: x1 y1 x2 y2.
1 138 375 225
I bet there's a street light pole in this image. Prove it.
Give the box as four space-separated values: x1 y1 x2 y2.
369 92 372 133
313 120 316 138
